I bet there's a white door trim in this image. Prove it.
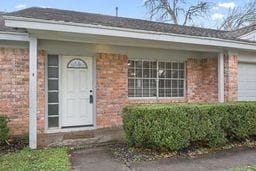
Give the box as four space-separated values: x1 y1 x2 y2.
45 55 96 133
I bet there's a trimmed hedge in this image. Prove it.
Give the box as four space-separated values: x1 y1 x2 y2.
122 103 256 151
0 116 9 142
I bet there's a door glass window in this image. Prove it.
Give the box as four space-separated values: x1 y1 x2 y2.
67 59 87 69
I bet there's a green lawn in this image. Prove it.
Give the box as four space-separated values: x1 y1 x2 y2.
243 166 256 171
235 165 256 171
0 147 70 171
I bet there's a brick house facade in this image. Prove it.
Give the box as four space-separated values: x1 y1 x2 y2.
0 48 46 136
224 55 238 101
0 48 29 136
186 58 219 103
0 49 238 137
96 53 128 128
0 7 255 148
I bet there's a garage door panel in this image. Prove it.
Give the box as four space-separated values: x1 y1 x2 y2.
238 82 256 89
239 97 256 101
238 91 256 96
240 76 256 80
238 63 256 101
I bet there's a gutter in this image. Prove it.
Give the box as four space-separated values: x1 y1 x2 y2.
0 31 29 41
3 15 256 51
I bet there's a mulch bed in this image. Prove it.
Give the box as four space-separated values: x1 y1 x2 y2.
111 143 176 167
0 138 28 154
111 140 256 168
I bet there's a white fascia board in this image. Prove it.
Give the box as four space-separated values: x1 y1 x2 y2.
3 16 256 51
0 31 29 41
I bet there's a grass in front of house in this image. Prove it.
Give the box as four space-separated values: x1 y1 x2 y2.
235 165 256 171
243 166 256 171
0 147 70 171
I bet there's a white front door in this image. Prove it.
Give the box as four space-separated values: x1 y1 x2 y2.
61 56 93 127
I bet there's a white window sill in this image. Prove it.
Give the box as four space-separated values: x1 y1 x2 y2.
128 97 186 100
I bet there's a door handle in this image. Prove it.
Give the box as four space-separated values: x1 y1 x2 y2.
89 94 94 104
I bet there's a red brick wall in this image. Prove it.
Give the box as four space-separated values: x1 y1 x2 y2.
37 50 46 134
224 54 238 101
186 58 218 102
0 48 45 136
0 48 29 136
0 49 238 136
95 55 220 129
96 53 128 128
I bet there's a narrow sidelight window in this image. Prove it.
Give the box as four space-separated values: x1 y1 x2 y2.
128 60 185 98
47 55 59 128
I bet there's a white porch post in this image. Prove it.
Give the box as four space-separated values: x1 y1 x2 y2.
218 52 225 103
29 36 38 149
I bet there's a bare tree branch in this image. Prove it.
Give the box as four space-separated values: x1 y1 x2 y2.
183 2 210 25
219 0 256 30
143 0 211 26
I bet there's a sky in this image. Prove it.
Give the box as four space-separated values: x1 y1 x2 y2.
0 0 252 28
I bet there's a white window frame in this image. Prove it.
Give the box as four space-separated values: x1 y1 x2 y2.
45 54 60 129
45 55 97 133
128 59 186 100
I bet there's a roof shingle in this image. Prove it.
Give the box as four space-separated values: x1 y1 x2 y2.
2 7 256 42
0 12 26 33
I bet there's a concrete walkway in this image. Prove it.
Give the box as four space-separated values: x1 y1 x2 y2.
71 146 256 171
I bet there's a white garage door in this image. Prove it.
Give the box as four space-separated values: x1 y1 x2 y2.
238 63 256 101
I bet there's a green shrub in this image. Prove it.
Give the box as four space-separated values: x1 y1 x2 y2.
122 102 256 151
0 116 9 142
